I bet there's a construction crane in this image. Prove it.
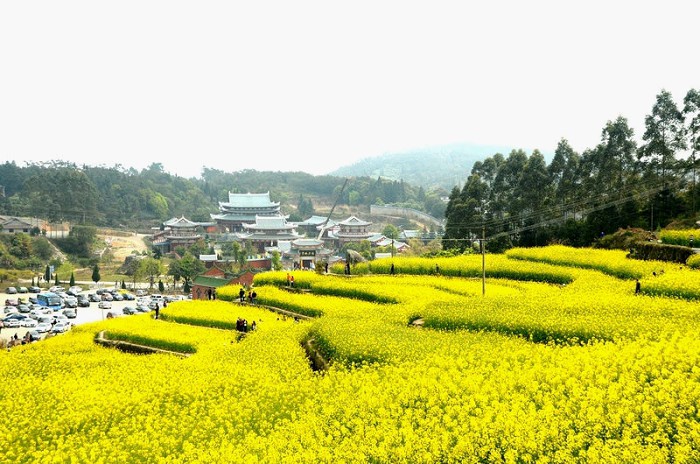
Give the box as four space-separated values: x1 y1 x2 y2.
317 177 349 241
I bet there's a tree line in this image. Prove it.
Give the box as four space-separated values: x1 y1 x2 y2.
0 163 446 228
443 88 700 252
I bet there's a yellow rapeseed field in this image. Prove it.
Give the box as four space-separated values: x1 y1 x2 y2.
2 246 700 462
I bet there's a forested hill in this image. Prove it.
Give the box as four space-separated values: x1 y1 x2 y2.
0 162 448 228
331 142 517 190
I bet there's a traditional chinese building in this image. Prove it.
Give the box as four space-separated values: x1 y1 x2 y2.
282 238 334 270
152 216 208 254
236 215 301 253
210 192 281 232
296 215 337 239
332 216 373 247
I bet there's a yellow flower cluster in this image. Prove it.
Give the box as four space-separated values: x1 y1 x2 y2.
2 247 700 461
660 229 698 247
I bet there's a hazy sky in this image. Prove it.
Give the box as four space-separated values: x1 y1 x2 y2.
1 1 697 178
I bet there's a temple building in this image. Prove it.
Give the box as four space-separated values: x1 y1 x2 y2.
235 215 301 253
152 216 212 254
296 215 337 239
210 192 281 232
331 216 373 247
282 238 334 270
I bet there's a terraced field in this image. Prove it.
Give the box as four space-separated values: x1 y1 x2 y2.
2 246 700 463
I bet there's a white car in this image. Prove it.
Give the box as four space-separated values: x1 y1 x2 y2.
20 318 37 328
3 318 21 328
35 322 52 333
68 285 83 295
98 301 112 309
51 322 70 333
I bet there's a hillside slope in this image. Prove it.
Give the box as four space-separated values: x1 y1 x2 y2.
331 142 516 190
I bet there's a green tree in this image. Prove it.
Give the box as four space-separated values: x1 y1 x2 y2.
44 265 51 283
167 259 182 289
639 89 686 182
382 224 400 240
10 233 32 259
139 257 164 289
92 264 101 286
158 279 165 292
684 88 700 215
177 252 205 289
70 272 75 287
33 236 53 261
271 250 282 271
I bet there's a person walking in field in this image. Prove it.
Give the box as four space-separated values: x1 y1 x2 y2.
635 279 641 295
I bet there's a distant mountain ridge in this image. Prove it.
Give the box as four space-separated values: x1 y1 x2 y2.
331 142 516 190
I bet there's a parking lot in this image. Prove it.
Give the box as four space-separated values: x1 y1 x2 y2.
1 286 167 344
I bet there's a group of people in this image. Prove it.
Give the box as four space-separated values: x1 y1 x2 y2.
286 273 295 287
238 287 257 304
235 317 256 332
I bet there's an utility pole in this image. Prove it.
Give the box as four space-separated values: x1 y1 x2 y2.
481 225 486 296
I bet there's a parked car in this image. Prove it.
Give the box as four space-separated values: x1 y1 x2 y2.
6 287 17 294
35 322 52 333
63 297 78 309
2 318 21 328
28 296 38 304
135 304 150 313
29 309 45 319
4 313 28 322
63 308 77 318
77 296 91 307
28 286 42 293
98 301 112 309
20 318 37 328
4 306 18 314
111 293 124 301
51 322 70 333
122 306 138 315
5 298 18 307
37 315 54 326
101 293 113 302
17 304 31 313
122 293 136 301
68 285 83 295
49 286 65 293
88 293 101 302
135 289 148 297
17 286 29 293
29 304 50 313
52 314 70 325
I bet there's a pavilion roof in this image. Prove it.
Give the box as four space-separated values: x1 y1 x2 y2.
164 216 199 228
338 216 372 226
221 191 279 208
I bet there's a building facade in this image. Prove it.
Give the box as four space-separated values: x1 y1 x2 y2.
211 192 281 232
152 216 208 254
236 215 301 253
332 216 373 247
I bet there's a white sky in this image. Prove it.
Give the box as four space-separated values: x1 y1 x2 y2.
1 1 698 178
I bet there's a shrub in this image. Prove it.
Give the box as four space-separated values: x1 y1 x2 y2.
688 254 700 269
